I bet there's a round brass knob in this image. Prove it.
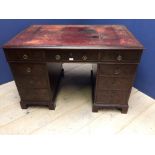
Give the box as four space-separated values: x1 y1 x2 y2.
26 67 31 73
82 55 87 61
117 55 122 61
114 68 121 75
55 55 61 60
23 54 28 60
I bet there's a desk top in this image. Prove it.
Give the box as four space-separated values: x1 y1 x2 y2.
4 25 143 49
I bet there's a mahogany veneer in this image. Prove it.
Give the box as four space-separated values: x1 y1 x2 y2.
3 25 143 113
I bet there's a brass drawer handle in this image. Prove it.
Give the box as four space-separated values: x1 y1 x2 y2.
23 54 28 60
55 54 61 60
114 69 121 75
82 55 87 61
117 55 122 61
26 67 31 73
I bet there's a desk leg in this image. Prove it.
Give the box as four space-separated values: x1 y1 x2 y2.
121 105 128 114
20 101 28 109
92 105 98 112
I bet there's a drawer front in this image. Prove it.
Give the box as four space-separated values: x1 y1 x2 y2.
97 76 133 90
45 50 99 62
76 51 99 61
19 88 51 101
15 75 48 88
46 51 74 61
98 64 137 77
95 90 128 104
100 51 141 63
10 63 47 76
5 49 44 61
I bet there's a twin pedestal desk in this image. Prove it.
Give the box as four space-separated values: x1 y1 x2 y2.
3 25 144 114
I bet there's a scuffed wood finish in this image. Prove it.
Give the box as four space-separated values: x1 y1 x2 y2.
3 25 144 113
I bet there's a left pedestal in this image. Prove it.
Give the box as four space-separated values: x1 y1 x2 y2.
10 62 62 110
4 49 62 110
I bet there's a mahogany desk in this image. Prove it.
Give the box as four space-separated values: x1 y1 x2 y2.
3 25 144 113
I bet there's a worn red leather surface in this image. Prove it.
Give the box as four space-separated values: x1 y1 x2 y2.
4 25 143 49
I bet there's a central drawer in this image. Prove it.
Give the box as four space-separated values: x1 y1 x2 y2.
97 76 133 90
45 50 99 62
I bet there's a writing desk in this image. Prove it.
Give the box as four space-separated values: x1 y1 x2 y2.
3 25 143 113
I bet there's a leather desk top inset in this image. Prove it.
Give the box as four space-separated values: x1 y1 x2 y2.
4 25 143 49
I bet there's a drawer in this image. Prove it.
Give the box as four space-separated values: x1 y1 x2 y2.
100 50 142 63
10 63 47 76
19 88 51 101
5 49 44 61
95 90 128 104
15 75 48 88
45 50 99 62
77 51 99 61
97 76 133 90
98 64 137 77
